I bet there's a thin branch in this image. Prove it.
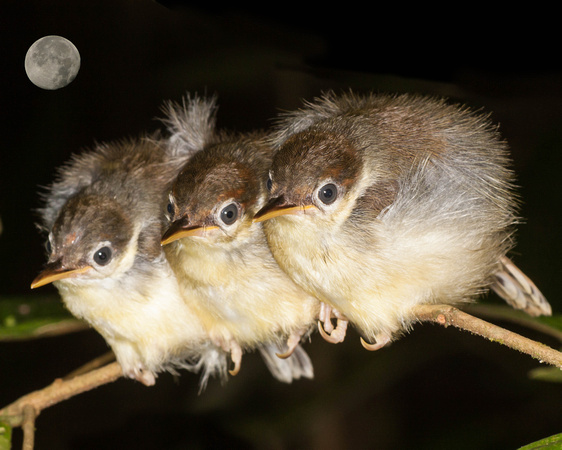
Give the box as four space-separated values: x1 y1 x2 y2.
63 351 116 380
413 304 562 369
1 304 561 449
463 304 562 343
21 405 36 450
0 362 123 427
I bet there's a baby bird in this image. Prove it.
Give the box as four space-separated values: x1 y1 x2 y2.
256 91 551 350
161 96 320 379
30 135 225 388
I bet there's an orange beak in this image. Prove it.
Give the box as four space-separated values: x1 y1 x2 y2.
161 217 218 245
30 260 92 289
253 196 315 223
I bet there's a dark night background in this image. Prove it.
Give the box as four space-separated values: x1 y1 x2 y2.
1 1 561 448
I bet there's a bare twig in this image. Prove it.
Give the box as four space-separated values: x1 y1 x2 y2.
0 362 123 428
63 351 116 380
1 304 561 450
21 405 36 450
463 304 562 343
413 304 562 369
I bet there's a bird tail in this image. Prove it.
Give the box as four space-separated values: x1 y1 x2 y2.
491 256 551 316
185 341 314 393
258 342 314 383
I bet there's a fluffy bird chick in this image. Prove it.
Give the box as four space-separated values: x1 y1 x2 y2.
256 91 551 350
161 97 320 380
30 136 224 388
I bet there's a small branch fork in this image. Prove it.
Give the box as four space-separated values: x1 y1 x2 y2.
0 362 123 446
1 304 561 449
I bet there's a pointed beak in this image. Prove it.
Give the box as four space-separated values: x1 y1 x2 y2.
161 216 218 245
30 260 92 289
253 196 316 223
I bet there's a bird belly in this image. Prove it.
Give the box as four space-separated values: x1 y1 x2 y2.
264 214 503 342
55 270 207 380
171 240 318 348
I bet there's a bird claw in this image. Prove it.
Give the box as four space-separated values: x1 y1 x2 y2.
275 349 294 359
228 362 240 376
212 334 243 377
360 334 391 351
228 341 243 376
127 365 156 386
318 319 348 344
317 303 348 344
276 331 303 359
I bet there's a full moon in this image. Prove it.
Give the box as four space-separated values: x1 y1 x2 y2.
24 35 81 90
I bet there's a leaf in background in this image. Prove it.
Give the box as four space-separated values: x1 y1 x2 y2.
0 296 87 341
0 421 11 450
518 432 562 449
528 366 562 383
534 315 562 333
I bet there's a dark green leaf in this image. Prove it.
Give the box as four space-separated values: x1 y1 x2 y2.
528 367 562 383
0 295 86 341
518 432 562 449
0 421 11 450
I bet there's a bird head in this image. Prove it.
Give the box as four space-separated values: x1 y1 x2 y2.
255 127 363 224
162 139 267 247
31 194 137 289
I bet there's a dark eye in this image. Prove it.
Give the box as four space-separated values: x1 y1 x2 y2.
166 202 174 215
317 183 338 205
266 176 273 192
45 239 52 254
220 203 239 225
93 246 112 266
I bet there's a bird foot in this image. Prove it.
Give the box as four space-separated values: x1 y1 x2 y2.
360 334 391 351
318 320 348 343
317 303 348 344
228 342 242 376
276 330 305 359
127 365 156 386
211 335 243 376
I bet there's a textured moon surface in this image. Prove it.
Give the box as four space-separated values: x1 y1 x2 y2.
24 35 81 90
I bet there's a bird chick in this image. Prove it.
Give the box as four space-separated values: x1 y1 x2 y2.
256 91 551 349
161 97 320 380
30 135 226 388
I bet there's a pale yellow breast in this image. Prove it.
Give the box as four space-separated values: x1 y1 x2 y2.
166 233 319 347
